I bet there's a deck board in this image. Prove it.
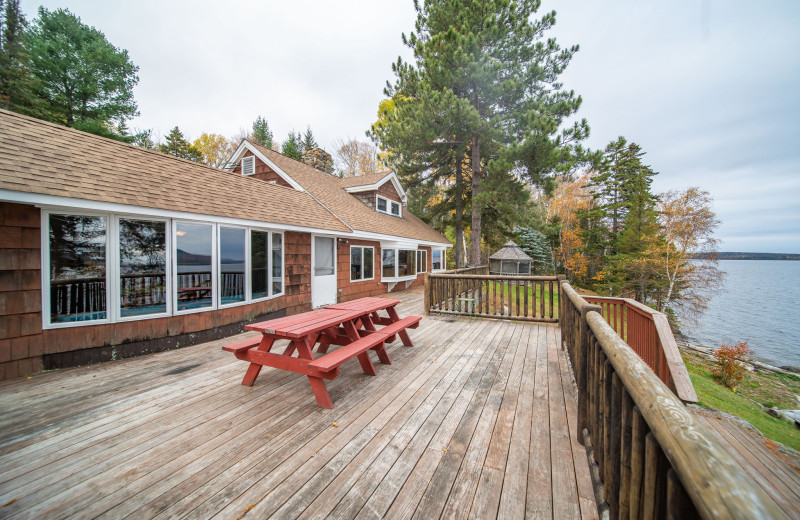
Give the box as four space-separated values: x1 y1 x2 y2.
0 289 599 519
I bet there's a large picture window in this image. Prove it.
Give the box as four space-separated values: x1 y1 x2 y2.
48 214 107 323
219 227 246 305
119 218 166 317
175 222 213 312
43 211 284 328
350 246 374 281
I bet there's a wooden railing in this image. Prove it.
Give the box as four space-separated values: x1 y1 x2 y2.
583 296 696 403
443 265 489 275
424 272 561 322
559 280 787 520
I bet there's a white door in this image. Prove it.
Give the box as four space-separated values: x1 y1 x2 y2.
312 235 337 308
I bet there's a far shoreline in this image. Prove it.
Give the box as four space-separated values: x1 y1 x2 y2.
689 252 800 261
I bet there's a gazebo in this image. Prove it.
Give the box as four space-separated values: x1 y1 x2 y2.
488 240 532 275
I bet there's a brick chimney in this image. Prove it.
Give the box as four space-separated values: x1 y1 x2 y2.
301 147 334 174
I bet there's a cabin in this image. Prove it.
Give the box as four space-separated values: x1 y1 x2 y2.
0 109 450 381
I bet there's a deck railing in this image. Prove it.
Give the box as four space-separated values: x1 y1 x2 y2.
424 271 561 322
559 280 787 520
583 296 697 403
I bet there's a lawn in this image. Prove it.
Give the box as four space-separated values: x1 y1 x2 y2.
482 280 560 319
682 350 800 451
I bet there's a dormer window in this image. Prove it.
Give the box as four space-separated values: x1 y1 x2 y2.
241 156 255 176
376 194 402 217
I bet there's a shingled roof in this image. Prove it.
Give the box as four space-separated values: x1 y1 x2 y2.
489 240 532 261
0 109 348 233
337 171 393 189
248 142 449 245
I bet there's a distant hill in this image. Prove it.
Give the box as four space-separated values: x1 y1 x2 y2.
689 252 800 260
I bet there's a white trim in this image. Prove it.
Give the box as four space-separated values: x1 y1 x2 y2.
241 155 256 176
431 247 446 272
349 245 375 283
416 249 427 274
226 141 306 192
380 247 417 283
0 189 342 236
311 233 338 308
342 171 408 202
1 189 453 250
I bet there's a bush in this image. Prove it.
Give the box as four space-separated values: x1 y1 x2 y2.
712 341 752 390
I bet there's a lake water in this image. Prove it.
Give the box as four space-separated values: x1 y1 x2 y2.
684 260 800 367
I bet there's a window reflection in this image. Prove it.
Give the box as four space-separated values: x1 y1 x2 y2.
272 234 282 295
176 222 213 311
49 214 107 322
251 230 268 299
220 227 246 305
120 219 166 317
382 249 395 278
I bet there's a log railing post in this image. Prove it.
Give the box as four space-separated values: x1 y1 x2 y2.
423 273 430 316
577 302 602 443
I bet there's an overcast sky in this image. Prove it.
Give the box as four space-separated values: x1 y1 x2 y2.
23 0 800 253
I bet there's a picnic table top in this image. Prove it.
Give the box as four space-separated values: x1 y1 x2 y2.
244 297 402 339
324 297 401 312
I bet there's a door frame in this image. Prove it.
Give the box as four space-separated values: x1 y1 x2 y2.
311 234 338 308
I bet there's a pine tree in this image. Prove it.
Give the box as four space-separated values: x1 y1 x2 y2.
159 126 201 161
300 125 318 152
517 227 554 274
281 130 302 160
0 0 40 115
374 0 588 265
252 116 272 148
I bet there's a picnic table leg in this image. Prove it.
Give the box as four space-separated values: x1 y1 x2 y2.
386 306 414 346
296 336 334 408
343 319 380 375
242 335 275 386
362 314 391 365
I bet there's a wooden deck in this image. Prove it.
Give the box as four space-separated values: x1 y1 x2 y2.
691 408 800 519
0 289 598 519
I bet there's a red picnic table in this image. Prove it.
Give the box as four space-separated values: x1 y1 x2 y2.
223 297 421 408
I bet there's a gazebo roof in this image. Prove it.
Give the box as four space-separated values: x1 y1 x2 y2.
488 240 532 261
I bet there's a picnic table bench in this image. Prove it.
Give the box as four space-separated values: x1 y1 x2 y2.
223 297 421 408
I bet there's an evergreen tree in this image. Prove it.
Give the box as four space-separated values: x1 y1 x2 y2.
300 125 318 152
132 129 156 149
159 126 201 161
517 227 554 274
252 115 273 148
26 7 139 131
281 130 302 160
374 0 588 265
0 0 39 115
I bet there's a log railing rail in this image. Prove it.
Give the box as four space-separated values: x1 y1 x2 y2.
559 279 787 520
583 295 697 403
424 272 561 323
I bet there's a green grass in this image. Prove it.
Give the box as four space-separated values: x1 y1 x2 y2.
484 281 560 318
683 351 800 451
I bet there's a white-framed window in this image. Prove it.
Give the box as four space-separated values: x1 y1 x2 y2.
41 210 284 329
350 245 374 282
43 211 111 327
117 216 170 321
416 250 427 273
376 195 402 217
381 248 417 281
432 248 445 271
241 155 255 175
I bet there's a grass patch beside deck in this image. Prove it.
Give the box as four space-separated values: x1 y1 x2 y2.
682 350 800 451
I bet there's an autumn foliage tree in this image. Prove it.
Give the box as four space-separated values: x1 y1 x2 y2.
332 138 380 177
192 133 232 168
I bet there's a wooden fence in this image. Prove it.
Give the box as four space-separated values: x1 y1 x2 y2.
583 296 696 403
424 271 561 322
559 280 787 520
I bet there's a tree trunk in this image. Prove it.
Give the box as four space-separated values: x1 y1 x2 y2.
469 134 482 265
455 151 465 268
